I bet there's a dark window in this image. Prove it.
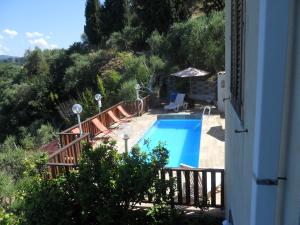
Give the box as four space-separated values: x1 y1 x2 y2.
230 0 244 119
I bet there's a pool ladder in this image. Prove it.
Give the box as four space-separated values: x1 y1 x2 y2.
202 106 211 117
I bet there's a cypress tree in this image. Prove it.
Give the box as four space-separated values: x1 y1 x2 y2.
132 0 191 35
102 0 128 36
132 0 171 34
84 0 102 46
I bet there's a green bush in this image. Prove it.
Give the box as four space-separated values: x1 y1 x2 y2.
0 207 20 225
119 79 137 101
21 141 175 225
123 55 150 85
35 123 56 146
77 88 99 119
106 32 125 51
146 30 166 56
0 172 15 209
106 26 145 52
21 174 80 225
0 146 26 182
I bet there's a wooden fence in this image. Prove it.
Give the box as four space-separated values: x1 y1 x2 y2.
58 96 150 148
47 96 150 177
152 168 225 208
47 133 89 178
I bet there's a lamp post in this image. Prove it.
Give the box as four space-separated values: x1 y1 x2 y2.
135 83 140 100
72 104 83 136
120 124 131 154
94 93 102 113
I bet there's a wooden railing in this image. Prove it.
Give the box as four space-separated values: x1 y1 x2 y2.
47 134 89 177
147 168 225 208
59 96 150 148
47 96 150 178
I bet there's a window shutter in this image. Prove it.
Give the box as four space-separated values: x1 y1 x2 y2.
230 0 244 118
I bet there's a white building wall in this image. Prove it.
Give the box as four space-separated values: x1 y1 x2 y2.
225 0 300 225
281 1 300 224
224 0 259 224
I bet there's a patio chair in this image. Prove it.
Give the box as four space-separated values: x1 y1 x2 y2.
164 93 186 112
117 105 133 121
71 127 80 134
91 118 113 137
107 110 127 124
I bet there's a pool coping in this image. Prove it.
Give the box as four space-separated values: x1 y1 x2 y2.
157 113 202 120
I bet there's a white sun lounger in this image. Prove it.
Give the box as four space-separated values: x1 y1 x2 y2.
164 93 186 112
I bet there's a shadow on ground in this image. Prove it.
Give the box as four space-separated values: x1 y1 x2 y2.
207 126 225 142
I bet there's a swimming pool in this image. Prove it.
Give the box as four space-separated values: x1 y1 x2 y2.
138 119 202 167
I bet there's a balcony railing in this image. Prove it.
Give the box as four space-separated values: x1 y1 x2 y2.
57 96 150 148
154 168 224 208
47 96 150 177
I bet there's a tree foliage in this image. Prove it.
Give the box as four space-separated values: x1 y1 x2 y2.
159 11 225 72
102 0 128 36
131 0 191 35
84 0 103 46
203 0 225 15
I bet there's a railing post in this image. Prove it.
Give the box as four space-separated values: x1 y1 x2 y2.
185 170 191 205
202 170 208 206
168 170 175 208
211 171 216 207
194 170 199 206
177 170 183 205
221 170 225 208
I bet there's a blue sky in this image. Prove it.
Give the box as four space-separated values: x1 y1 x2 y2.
0 0 105 56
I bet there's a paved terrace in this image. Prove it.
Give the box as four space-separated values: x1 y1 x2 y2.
97 107 225 169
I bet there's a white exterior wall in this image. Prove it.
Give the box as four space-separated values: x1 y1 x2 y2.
225 0 300 225
217 72 226 114
281 1 300 224
224 1 259 224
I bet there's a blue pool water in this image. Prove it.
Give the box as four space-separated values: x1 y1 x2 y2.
138 119 202 167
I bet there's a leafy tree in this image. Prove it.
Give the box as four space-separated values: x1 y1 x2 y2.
64 53 91 93
84 0 103 46
23 48 49 78
164 11 225 72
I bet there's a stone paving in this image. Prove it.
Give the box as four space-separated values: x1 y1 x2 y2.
199 112 225 169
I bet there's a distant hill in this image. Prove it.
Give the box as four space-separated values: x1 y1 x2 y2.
0 55 14 60
0 55 24 64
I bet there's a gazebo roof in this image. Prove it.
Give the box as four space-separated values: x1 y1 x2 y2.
171 67 209 78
